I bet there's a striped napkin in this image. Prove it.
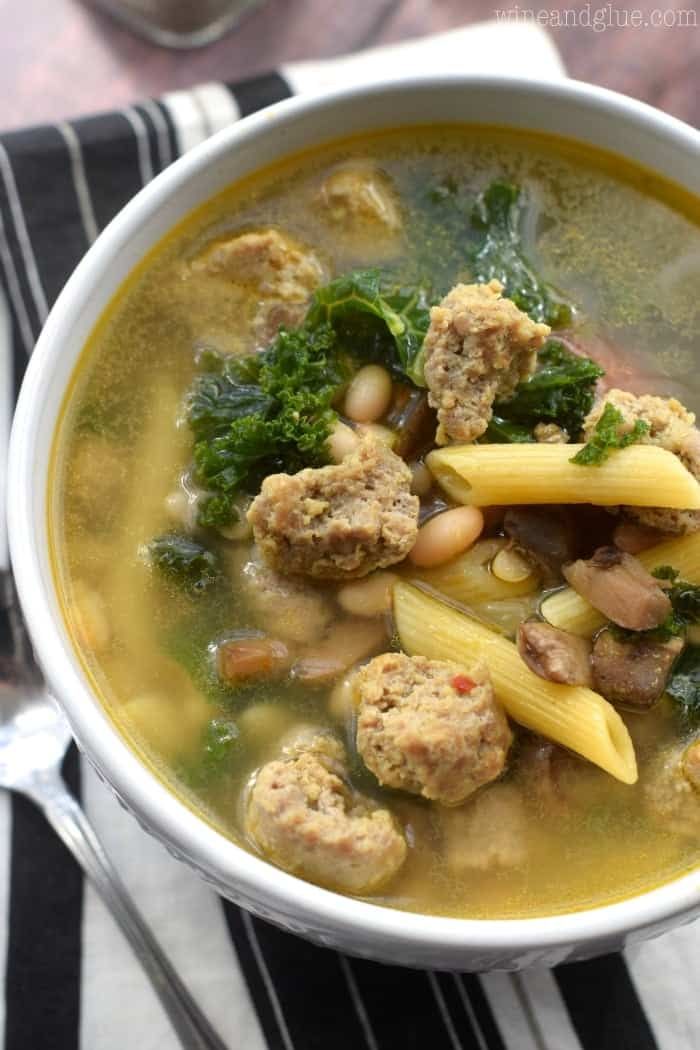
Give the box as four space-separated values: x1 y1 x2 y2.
0 19 696 1050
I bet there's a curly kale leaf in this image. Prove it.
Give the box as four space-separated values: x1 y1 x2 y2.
651 568 700 630
570 402 650 466
189 324 344 527
666 645 700 725
188 373 272 443
305 268 433 385
469 181 573 328
482 341 604 443
147 534 220 593
668 581 700 625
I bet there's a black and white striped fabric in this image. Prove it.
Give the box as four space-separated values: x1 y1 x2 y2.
0 21 697 1050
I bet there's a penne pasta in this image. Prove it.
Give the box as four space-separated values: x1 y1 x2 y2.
409 537 540 606
426 443 700 509
393 581 638 784
540 588 607 638
542 531 700 636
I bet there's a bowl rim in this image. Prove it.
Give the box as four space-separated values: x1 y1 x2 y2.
8 72 700 959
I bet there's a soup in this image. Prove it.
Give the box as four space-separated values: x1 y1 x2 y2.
50 126 700 918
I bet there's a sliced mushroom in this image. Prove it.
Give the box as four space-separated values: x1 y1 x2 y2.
517 620 593 686
591 629 683 709
217 636 291 683
513 734 569 816
385 386 437 460
612 520 671 555
291 617 387 685
563 546 672 631
503 506 577 584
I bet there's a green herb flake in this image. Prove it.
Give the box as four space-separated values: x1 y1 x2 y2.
147 534 219 594
570 403 650 466
652 565 680 582
180 718 241 788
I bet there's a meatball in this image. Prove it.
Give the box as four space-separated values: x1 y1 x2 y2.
318 163 402 260
423 280 550 444
644 738 700 839
190 227 324 303
441 783 528 873
247 437 419 580
245 735 406 894
354 653 511 805
238 549 334 645
583 389 700 534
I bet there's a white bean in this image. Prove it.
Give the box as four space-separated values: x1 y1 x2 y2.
238 704 292 746
344 365 393 423
491 546 534 584
409 506 484 568
164 489 191 525
327 420 359 463
337 572 397 617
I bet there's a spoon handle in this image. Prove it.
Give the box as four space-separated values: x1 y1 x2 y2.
0 288 13 573
23 767 229 1050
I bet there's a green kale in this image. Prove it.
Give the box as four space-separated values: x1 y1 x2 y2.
482 341 604 443
179 718 241 788
469 181 574 328
666 576 700 627
189 267 434 528
666 645 700 725
411 176 474 284
652 565 680 582
189 324 344 527
570 403 650 466
147 534 219 593
188 372 272 442
305 268 432 385
482 415 534 444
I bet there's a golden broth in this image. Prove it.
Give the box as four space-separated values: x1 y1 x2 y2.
50 126 700 918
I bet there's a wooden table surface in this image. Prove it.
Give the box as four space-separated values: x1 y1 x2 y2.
1 0 699 132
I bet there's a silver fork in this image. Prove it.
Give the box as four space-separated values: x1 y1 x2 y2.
0 310 228 1050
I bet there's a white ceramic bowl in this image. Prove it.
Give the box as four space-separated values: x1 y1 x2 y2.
8 76 700 971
